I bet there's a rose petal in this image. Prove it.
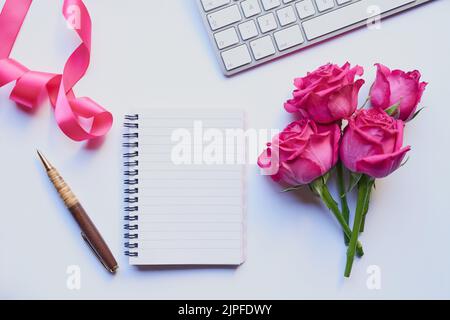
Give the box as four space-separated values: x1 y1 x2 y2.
370 63 391 110
387 70 419 120
287 156 325 185
355 146 411 178
327 80 364 120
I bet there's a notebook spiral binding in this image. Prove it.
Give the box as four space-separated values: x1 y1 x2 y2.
123 114 139 257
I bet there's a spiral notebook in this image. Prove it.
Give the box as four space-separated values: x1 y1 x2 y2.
123 109 246 265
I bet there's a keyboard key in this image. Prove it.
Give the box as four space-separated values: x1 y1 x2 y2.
201 0 230 12
283 0 295 3
221 44 252 71
214 27 239 49
276 6 297 26
261 0 281 11
250 36 276 60
303 0 415 40
337 0 352 4
241 0 261 18
274 25 304 51
207 5 242 31
257 13 277 33
238 20 259 40
296 0 316 19
314 0 335 12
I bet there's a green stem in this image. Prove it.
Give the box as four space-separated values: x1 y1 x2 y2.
345 175 373 277
360 180 374 232
314 182 364 258
336 162 350 244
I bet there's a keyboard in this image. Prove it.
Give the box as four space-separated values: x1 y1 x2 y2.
197 0 433 76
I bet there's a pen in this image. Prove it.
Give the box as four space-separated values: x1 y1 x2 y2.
37 150 119 274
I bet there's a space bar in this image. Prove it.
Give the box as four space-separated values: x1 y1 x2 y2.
302 0 415 40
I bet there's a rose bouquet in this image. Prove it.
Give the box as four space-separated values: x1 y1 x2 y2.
259 62 427 277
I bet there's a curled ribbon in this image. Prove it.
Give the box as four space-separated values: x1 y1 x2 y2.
0 0 113 141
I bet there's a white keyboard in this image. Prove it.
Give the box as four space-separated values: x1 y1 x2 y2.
197 0 433 76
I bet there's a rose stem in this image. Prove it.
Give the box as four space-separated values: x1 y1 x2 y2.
344 175 373 277
360 179 374 232
315 183 364 257
336 161 350 244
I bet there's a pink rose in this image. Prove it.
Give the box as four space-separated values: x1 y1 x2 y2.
284 62 365 124
340 108 411 179
370 63 428 121
258 119 340 186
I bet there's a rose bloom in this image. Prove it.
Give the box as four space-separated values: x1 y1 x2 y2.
340 108 411 179
284 62 365 124
370 63 428 121
258 119 340 186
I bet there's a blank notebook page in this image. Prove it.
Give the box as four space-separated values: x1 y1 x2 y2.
123 109 246 265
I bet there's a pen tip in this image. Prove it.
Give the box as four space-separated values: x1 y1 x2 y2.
37 149 53 171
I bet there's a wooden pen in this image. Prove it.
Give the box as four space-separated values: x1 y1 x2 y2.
37 150 118 274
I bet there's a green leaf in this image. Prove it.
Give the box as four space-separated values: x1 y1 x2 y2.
385 102 400 117
309 176 326 196
348 172 363 193
281 185 303 193
321 171 331 184
400 156 410 168
409 107 426 121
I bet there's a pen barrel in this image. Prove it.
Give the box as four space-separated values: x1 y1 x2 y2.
69 203 118 273
47 168 118 273
47 168 78 208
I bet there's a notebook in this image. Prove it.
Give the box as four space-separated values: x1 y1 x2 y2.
123 109 246 265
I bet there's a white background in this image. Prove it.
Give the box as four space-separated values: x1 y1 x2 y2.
1 0 449 299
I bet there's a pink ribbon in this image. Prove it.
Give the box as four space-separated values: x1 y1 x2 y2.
0 0 113 141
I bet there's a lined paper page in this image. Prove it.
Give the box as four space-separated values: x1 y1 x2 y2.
128 109 245 265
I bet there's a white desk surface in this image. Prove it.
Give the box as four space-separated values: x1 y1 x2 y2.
1 0 449 299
